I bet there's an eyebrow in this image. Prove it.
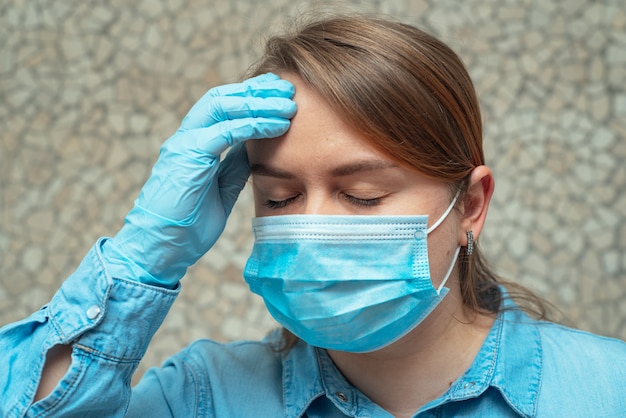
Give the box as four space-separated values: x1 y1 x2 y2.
249 160 399 179
249 163 295 179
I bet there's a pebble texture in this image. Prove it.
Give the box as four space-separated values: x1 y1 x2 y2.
1 0 625 381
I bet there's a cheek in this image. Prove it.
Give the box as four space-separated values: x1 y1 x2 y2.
425 221 460 286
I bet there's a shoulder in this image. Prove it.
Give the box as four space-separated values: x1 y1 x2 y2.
498 295 626 376
183 334 283 376
536 321 626 371
495 305 626 416
534 321 626 415
131 332 287 417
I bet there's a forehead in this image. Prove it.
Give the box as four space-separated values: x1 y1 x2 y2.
246 74 393 168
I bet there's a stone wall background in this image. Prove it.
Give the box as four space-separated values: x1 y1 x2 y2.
1 0 625 380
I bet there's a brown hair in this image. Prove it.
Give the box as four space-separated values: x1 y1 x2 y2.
249 14 554 350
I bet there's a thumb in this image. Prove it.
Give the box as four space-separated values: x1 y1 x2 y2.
218 142 250 216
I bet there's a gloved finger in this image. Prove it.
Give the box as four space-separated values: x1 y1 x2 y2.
181 96 297 130
217 142 250 216
171 116 292 157
183 75 295 128
210 73 295 98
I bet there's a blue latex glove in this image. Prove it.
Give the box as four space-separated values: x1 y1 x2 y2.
102 73 297 288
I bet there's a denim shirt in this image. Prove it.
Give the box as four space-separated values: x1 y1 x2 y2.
1 239 625 417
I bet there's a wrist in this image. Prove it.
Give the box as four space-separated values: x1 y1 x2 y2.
101 238 180 289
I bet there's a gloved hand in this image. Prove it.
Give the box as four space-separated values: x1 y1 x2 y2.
102 73 297 288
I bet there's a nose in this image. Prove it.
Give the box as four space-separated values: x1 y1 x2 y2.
301 191 344 215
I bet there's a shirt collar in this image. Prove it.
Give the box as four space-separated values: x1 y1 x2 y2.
490 302 542 417
282 338 365 417
281 338 323 417
440 297 542 417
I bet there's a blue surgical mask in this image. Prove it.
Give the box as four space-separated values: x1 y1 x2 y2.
243 194 460 353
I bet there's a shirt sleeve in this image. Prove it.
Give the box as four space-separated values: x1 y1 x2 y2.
0 238 179 417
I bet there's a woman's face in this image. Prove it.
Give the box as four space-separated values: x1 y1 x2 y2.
246 74 461 287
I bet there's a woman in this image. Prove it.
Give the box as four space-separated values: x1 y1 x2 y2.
2 15 625 417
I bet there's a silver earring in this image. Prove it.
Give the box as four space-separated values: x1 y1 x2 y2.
466 230 474 255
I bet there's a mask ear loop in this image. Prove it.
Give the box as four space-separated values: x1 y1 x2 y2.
427 189 461 234
424 189 462 294
437 246 460 293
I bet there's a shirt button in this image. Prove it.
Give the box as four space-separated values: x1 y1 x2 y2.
86 305 101 320
335 392 348 402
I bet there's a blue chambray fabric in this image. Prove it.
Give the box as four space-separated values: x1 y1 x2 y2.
0 239 179 417
1 239 625 417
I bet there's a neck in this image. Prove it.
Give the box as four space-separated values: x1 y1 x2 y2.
328 288 494 417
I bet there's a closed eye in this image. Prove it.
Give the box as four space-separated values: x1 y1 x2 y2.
263 194 300 209
342 193 384 207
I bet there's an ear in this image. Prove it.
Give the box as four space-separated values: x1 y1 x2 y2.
458 165 494 245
